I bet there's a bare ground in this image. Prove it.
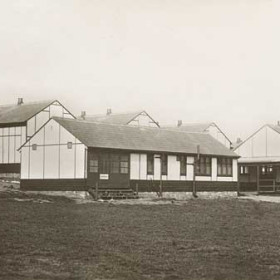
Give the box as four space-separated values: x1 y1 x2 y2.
1 183 280 279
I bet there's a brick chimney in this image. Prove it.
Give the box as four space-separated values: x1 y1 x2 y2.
106 108 112 115
177 120 182 127
81 111 86 120
17 98 23 105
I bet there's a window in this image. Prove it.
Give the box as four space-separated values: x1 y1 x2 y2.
111 154 120 173
196 156 211 176
217 158 232 176
147 154 154 175
240 166 249 175
67 142 73 149
120 155 129 174
32 144 37 151
89 155 98 173
261 165 273 176
179 155 187 176
161 154 168 175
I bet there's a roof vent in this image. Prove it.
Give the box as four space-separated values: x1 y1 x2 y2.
17 98 23 105
236 137 242 144
177 120 182 127
107 108 112 115
81 111 86 120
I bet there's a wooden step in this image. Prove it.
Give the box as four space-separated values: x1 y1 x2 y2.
88 188 138 200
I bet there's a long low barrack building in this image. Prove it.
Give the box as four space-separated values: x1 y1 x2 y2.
19 117 239 192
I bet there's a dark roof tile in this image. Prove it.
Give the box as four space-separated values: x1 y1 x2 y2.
54 117 238 157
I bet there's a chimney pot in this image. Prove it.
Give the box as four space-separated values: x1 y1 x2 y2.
17 98 23 105
107 108 112 115
177 120 182 127
81 111 86 120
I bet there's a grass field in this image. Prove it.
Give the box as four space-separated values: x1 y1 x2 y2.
1 190 280 280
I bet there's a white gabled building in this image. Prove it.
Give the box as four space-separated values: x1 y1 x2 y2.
234 123 280 192
78 109 160 128
163 122 232 149
19 117 239 192
0 99 75 175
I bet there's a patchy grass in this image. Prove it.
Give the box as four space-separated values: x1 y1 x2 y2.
1 191 280 280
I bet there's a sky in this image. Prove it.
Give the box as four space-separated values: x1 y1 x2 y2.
0 0 279 142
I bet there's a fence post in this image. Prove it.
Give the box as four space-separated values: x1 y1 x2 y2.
95 182 99 201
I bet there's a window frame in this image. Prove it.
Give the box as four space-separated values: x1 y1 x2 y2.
147 154 154 175
196 156 212 176
217 157 233 177
240 165 249 175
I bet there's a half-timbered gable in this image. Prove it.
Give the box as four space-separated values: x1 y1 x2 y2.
0 99 75 174
19 117 239 192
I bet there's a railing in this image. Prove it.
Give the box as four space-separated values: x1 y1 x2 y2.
259 179 276 193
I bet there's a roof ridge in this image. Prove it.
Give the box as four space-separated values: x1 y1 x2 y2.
84 110 144 118
53 116 217 136
0 99 56 108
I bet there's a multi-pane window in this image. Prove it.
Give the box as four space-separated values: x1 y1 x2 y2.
120 155 129 174
89 155 98 173
217 158 232 176
147 154 154 175
179 155 187 176
161 154 168 175
90 153 129 174
240 165 249 175
261 165 273 176
196 156 211 176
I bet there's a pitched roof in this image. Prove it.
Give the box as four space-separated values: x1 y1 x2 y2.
164 122 213 133
238 156 280 164
0 100 56 124
268 124 280 134
163 122 232 144
53 117 238 157
78 110 144 124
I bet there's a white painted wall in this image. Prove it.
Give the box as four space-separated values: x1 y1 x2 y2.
207 124 231 149
129 153 237 182
0 101 74 168
211 158 217 181
26 101 74 139
235 126 280 158
0 126 24 164
20 119 86 180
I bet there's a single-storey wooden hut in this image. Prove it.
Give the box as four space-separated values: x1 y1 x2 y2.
19 117 239 192
234 123 280 192
163 122 232 149
0 99 74 174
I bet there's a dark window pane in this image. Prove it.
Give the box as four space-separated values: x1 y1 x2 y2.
147 154 154 175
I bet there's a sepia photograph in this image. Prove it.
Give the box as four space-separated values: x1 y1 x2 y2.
0 0 280 279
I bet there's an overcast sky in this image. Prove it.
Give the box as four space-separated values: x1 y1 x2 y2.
0 0 279 141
